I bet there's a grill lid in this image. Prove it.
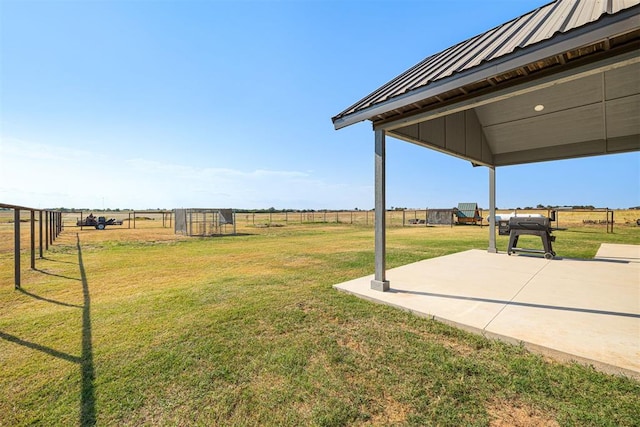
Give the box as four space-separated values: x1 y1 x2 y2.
508 216 551 230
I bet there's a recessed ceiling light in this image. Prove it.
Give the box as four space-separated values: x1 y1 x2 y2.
534 104 545 112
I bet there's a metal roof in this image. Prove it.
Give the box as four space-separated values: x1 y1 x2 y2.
456 203 479 218
332 0 640 129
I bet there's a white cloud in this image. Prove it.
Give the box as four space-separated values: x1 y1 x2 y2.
0 136 372 209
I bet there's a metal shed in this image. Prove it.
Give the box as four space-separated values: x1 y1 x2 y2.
332 0 640 291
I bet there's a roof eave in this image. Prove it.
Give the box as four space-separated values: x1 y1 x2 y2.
332 7 639 131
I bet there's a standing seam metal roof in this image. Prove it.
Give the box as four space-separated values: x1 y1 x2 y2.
456 203 480 218
332 0 640 123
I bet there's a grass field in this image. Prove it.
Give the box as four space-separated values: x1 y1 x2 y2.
1 217 639 426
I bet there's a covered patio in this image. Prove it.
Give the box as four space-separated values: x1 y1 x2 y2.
333 0 639 291
331 0 639 376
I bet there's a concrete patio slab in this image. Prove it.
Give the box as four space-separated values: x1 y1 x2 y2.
334 245 640 379
595 243 640 263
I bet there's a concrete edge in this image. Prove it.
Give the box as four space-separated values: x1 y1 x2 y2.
333 285 640 382
481 330 640 381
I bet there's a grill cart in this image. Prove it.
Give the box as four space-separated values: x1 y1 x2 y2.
507 216 556 259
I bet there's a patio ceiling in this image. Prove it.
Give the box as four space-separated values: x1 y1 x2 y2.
387 56 639 166
332 0 640 167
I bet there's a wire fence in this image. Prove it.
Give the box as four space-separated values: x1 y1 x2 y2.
238 210 457 227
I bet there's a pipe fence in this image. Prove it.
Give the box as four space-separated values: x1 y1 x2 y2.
238 208 625 231
0 203 63 289
67 210 173 229
239 210 453 227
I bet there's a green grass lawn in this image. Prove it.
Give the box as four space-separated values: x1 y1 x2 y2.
1 224 639 426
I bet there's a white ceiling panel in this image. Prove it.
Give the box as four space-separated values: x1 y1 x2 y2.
486 103 604 154
475 73 603 127
606 94 640 137
605 62 640 100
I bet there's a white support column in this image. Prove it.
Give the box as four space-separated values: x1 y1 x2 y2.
488 166 497 253
372 128 390 291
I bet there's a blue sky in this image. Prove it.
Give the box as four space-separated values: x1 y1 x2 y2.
1 0 638 210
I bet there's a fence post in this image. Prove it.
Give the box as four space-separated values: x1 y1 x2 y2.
402 210 405 227
48 211 53 244
30 210 36 269
45 211 49 250
39 210 43 258
14 209 21 288
607 209 614 233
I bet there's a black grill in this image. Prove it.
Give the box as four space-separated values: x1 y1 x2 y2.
507 217 556 259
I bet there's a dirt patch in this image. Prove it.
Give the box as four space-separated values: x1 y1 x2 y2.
487 398 559 427
336 335 367 356
365 394 410 425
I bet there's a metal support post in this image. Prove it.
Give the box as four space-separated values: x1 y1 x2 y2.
371 128 389 291
488 166 497 253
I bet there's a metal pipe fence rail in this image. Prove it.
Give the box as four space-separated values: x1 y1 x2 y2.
238 209 625 230
240 210 442 227
0 203 63 289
